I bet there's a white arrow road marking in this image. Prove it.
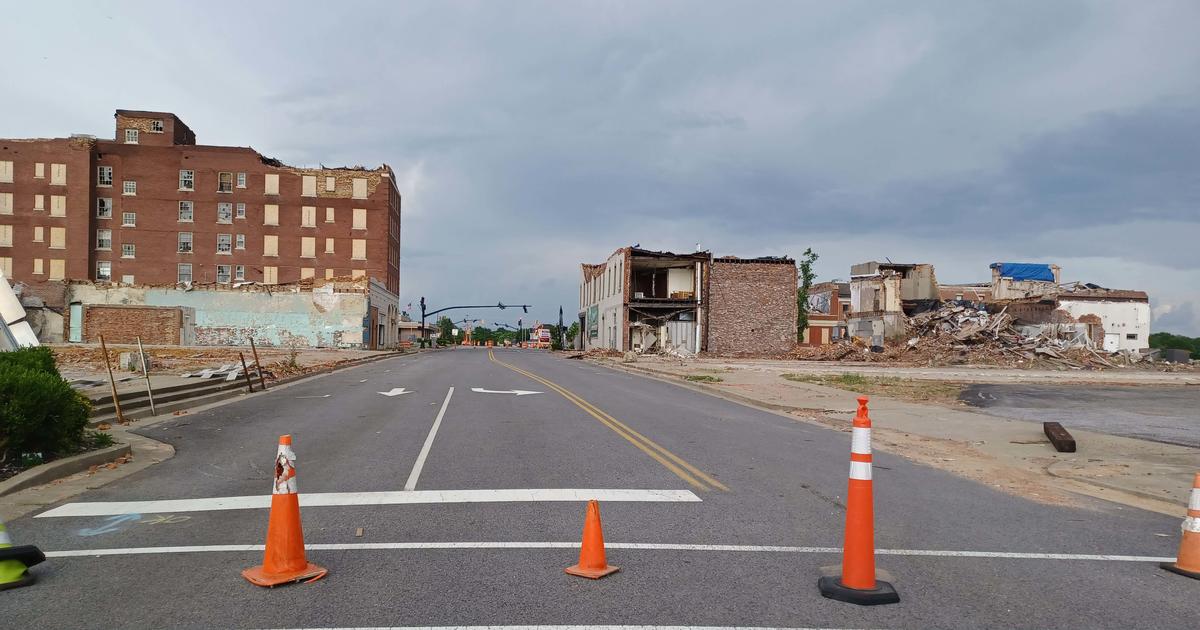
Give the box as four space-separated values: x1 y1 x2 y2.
471 388 542 396
295 395 331 399
378 388 412 397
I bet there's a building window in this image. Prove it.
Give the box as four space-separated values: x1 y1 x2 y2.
302 175 317 197
218 172 233 193
97 166 113 187
121 274 135 284
178 201 193 222
33 226 44 242
151 119 164 132
236 172 246 188
96 198 113 218
325 176 336 192
177 263 192 283
0 193 10 215
123 180 137 196
325 207 335 223
33 194 44 211
178 232 193 253
324 237 335 253
263 266 278 284
264 204 279 226
34 162 45 180
235 233 245 250
235 202 246 219
263 234 278 257
301 236 316 258
352 208 367 230
217 202 233 223
50 163 66 185
264 173 279 195
96 261 112 281
179 170 194 191
235 265 245 281
1126 333 1137 340
217 233 232 254
352 238 366 260
352 177 368 199
122 211 136 227
33 258 44 274
50 227 66 249
301 206 316 227
96 229 112 250
122 243 135 258
124 129 139 144
216 264 232 283
300 267 315 280
0 225 10 247
49 195 66 217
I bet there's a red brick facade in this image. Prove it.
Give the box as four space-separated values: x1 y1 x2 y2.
82 305 183 345
706 258 797 355
1 110 400 295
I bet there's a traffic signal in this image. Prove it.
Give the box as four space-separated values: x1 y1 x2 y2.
420 297 426 313
523 305 528 313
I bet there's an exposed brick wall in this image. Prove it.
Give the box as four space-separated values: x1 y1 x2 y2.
83 305 182 344
707 260 797 355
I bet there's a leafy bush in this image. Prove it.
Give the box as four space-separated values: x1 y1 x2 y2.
0 346 60 377
0 361 91 460
1149 332 1200 360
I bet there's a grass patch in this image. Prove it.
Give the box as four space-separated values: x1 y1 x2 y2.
684 374 724 383
781 372 964 404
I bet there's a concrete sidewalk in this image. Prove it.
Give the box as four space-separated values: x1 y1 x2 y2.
595 357 1200 516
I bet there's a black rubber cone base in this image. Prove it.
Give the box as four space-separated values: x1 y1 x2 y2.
818 575 900 605
1160 562 1200 580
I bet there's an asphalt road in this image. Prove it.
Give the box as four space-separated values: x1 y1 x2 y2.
4 349 1195 629
961 383 1200 447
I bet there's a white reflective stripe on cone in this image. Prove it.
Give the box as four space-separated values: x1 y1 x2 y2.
1189 489 1200 511
272 445 299 495
851 427 871 455
849 461 872 481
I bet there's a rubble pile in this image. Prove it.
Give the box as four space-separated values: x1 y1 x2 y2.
793 303 1181 370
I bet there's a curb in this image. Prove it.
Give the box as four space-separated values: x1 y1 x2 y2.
0 442 132 497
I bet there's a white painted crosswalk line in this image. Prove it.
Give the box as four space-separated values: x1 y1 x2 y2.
36 488 702 518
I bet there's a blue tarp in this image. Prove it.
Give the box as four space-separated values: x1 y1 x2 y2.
990 262 1054 282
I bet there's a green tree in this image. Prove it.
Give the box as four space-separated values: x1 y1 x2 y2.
566 321 581 344
1149 332 1200 359
796 247 819 341
436 316 455 346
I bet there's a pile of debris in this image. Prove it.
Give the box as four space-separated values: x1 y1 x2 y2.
794 303 1173 370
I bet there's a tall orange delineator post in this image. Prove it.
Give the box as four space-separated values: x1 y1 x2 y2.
818 396 899 605
1160 472 1200 580
243 435 328 587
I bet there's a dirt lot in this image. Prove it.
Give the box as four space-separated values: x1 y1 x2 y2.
47 344 403 381
780 372 967 405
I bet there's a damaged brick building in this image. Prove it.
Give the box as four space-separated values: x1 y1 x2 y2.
578 247 797 355
0 109 403 348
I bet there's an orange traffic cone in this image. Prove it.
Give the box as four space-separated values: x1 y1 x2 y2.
565 499 619 579
1160 472 1200 580
242 435 328 587
818 397 899 605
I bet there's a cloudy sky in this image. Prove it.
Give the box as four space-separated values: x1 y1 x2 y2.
4 1 1198 333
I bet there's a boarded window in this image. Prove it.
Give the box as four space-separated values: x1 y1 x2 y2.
0 161 12 183
50 227 66 248
34 194 44 211
352 178 368 199
33 258 44 275
302 175 317 197
0 225 12 247
50 195 66 217
34 226 44 242
263 234 278 256
325 176 336 192
264 173 280 195
301 206 316 227
35 163 45 179
301 236 316 258
325 268 334 280
0 257 10 277
352 238 366 260
49 259 65 280
352 208 367 230
352 269 365 279
263 266 278 285
300 267 315 279
50 163 66 185
0 192 12 214
325 207 335 222
325 237 335 253
264 204 279 226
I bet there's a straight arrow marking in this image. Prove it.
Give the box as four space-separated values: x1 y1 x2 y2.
378 388 412 397
471 388 542 396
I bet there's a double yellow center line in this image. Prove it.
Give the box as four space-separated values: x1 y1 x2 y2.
488 350 729 492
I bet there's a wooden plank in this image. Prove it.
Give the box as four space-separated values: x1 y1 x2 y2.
1043 422 1076 453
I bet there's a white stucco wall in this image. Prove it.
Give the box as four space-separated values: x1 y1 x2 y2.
580 250 626 350
1057 299 1150 352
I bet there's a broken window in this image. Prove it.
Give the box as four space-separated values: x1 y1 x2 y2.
178 232 193 253
98 166 113 186
216 265 231 283
234 264 245 281
217 202 233 223
96 229 112 250
96 261 112 281
177 263 192 283
151 119 164 132
217 233 232 253
218 172 233 193
96 198 113 218
178 201 193 222
179 170 194 190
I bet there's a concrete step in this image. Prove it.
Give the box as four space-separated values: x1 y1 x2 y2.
89 375 259 417
88 387 250 427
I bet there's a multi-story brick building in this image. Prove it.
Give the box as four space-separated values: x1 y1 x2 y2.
577 246 797 355
1 109 400 294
